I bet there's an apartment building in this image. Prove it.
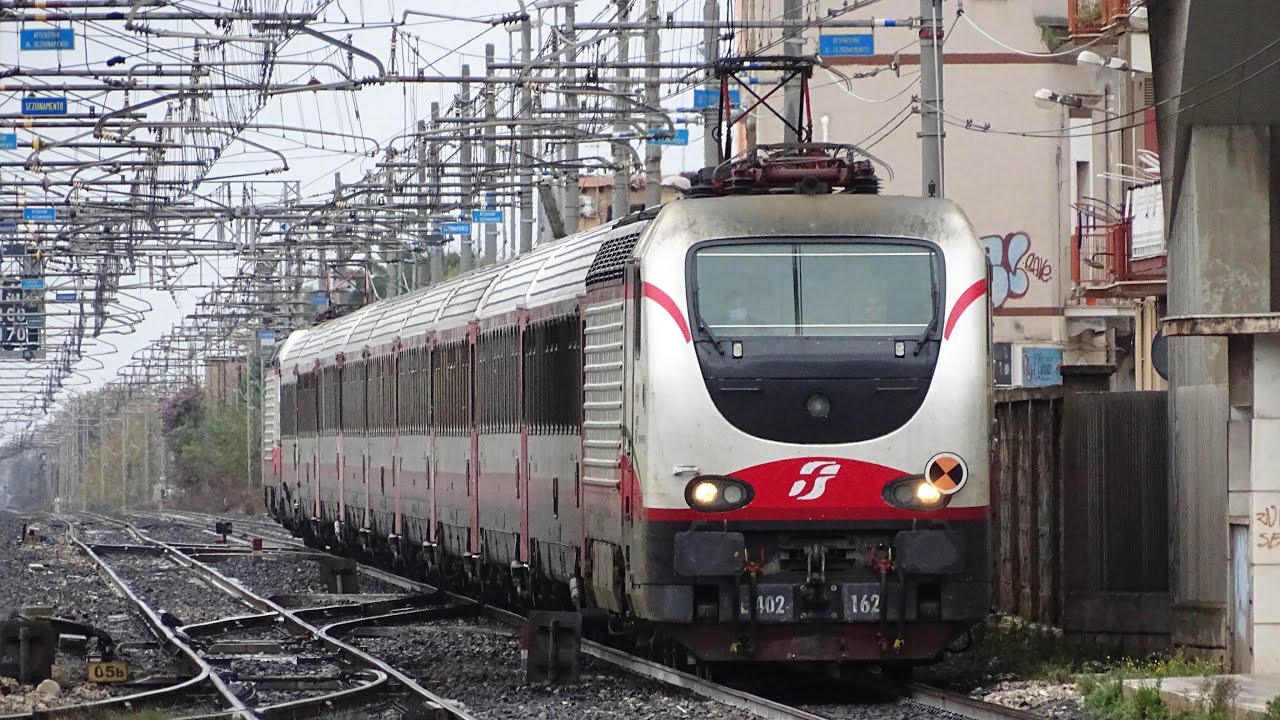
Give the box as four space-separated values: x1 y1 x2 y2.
736 0 1162 388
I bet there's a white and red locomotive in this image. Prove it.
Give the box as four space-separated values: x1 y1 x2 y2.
264 146 992 669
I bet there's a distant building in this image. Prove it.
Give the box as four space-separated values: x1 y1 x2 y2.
574 174 685 231
204 357 245 404
741 0 1160 390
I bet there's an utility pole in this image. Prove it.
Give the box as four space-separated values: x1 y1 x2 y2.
120 413 127 510
414 119 430 288
919 0 945 198
484 44 500 265
611 0 632 223
644 0 662 208
428 103 444 283
563 2 581 235
518 15 535 254
384 165 400 298
703 0 721 166
782 0 803 145
143 409 150 504
459 65 476 273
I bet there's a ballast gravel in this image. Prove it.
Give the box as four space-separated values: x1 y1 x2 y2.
133 519 224 545
919 647 1087 720
214 554 334 597
350 620 757 720
0 512 188 713
96 550 255 626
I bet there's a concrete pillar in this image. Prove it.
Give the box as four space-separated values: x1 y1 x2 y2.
1167 126 1273 657
1164 317 1280 672
1247 333 1280 672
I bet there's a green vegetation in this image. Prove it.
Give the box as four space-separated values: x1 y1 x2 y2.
1266 695 1280 720
162 385 255 510
963 614 1116 681
159 371 261 512
1074 655 1232 720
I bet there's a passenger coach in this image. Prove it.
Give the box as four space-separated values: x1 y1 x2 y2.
263 146 993 671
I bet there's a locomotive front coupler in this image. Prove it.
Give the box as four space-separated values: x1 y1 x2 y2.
799 544 830 610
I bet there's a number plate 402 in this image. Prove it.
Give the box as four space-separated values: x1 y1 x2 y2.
87 660 128 683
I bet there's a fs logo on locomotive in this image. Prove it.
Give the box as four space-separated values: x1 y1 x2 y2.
788 460 841 501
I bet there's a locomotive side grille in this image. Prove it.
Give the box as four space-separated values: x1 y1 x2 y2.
262 370 279 460
582 300 626 485
585 231 642 289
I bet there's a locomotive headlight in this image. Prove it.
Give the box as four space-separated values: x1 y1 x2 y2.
806 393 831 418
685 476 754 512
882 475 950 512
915 481 943 505
691 481 719 506
722 484 745 504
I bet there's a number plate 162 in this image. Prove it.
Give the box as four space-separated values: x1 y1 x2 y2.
843 584 884 620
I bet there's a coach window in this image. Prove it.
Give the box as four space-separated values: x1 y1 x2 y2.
693 241 937 337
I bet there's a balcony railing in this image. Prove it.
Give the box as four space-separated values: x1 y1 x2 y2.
1068 0 1130 37
1070 192 1165 288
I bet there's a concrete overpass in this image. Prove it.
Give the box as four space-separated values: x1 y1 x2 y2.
1151 0 1280 671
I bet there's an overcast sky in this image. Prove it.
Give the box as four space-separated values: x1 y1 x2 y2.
0 0 730 434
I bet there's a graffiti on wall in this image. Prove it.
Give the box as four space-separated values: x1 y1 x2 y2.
981 232 1053 308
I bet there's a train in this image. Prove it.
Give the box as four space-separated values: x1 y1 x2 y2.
262 144 993 673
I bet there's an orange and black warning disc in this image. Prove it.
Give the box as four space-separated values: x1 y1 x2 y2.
925 453 967 495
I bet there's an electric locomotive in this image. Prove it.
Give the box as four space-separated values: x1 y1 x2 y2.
264 144 992 670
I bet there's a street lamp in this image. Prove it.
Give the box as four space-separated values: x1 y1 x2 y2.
1033 88 1120 117
1077 50 1130 71
1034 88 1084 110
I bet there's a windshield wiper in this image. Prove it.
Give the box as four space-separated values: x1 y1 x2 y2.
913 268 940 356
694 312 726 356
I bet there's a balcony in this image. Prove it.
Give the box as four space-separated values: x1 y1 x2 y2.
1070 187 1166 298
1068 0 1132 39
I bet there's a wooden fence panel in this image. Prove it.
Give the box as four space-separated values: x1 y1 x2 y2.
990 385 1170 648
991 387 1063 624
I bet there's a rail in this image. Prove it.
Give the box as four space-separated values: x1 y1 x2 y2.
144 510 1056 720
0 520 240 720
77 513 480 720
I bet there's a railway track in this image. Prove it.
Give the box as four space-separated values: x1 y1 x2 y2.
67 514 479 719
108 509 1054 720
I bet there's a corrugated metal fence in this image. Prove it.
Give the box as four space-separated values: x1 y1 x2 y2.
991 385 1170 648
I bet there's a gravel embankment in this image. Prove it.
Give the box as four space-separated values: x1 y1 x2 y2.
214 554 334 596
919 648 1086 720
95 550 255 626
350 619 756 720
0 512 188 713
132 519 223 545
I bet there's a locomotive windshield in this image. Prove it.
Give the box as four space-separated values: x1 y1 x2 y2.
693 241 937 337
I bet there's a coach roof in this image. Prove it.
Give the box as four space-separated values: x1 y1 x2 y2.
278 193 974 373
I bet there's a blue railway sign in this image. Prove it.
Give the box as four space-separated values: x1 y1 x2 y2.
442 221 472 235
257 329 278 341
0 134 16 151
20 97 67 116
20 29 75 51
471 209 504 223
19 278 44 291
818 34 875 57
648 128 689 146
692 88 741 109
54 292 77 302
23 208 55 222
